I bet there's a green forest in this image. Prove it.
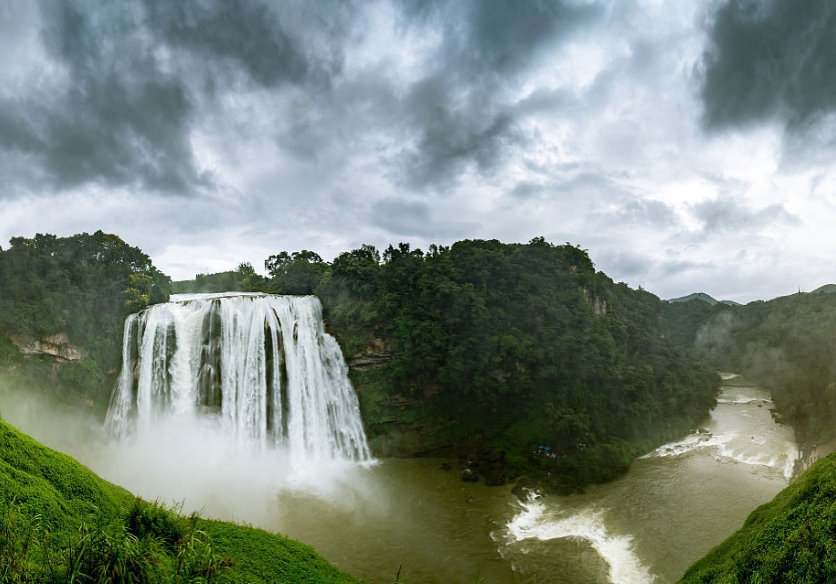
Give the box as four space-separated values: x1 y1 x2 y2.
0 232 171 411
1 233 721 491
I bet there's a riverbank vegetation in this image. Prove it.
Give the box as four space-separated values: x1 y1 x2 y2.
7 230 836 580
678 451 836 583
0 416 366 583
0 231 721 491
667 289 836 453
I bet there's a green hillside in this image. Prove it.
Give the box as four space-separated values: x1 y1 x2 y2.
668 292 720 305
811 283 836 294
676 290 836 451
0 417 366 583
678 452 836 583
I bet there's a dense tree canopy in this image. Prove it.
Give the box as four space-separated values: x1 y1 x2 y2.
0 232 721 489
266 238 721 489
0 231 170 404
172 262 265 294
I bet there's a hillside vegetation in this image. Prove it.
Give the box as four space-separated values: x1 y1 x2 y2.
669 290 836 451
0 416 366 583
0 232 171 411
0 231 721 490
244 238 721 490
678 452 836 583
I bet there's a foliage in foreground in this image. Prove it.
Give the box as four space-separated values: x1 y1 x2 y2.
0 418 366 584
678 452 836 583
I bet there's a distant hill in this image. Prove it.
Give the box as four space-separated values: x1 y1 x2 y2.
811 284 836 294
667 292 741 306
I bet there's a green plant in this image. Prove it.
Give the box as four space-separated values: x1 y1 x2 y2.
0 499 41 582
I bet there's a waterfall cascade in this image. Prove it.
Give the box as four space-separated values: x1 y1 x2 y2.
105 292 371 462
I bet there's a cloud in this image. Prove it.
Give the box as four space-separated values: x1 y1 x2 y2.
0 0 353 198
452 0 603 75
0 2 204 194
700 0 836 132
597 199 679 228
371 199 433 236
399 73 523 189
0 0 610 199
142 0 313 88
2 0 834 305
691 197 799 234
389 0 604 190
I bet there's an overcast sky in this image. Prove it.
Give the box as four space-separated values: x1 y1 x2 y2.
1 0 835 303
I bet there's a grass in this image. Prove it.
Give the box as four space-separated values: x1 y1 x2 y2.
678 452 836 583
0 418 369 583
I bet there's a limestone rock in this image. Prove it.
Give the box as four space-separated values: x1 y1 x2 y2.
9 332 86 361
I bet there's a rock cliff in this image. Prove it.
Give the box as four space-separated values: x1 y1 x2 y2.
9 332 86 361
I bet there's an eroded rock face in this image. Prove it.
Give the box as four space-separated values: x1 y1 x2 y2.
9 333 86 361
348 338 392 371
582 287 607 316
348 352 392 371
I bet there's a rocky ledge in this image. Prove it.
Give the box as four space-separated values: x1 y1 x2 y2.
348 351 392 371
9 332 86 361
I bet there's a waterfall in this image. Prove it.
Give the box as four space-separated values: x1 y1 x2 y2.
105 292 371 463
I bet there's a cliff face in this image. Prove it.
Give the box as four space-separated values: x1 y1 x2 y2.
9 332 87 362
347 338 392 371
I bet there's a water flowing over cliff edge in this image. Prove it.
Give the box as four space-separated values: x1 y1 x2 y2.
105 292 371 463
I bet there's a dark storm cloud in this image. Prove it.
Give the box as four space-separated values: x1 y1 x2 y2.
141 0 348 89
399 73 523 189
0 0 346 197
0 0 610 199
0 1 204 194
392 0 604 189
701 0 836 131
399 0 601 74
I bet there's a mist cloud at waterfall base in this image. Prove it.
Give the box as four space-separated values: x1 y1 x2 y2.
91 414 377 529
0 382 377 530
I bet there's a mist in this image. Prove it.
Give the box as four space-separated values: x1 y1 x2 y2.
0 378 378 530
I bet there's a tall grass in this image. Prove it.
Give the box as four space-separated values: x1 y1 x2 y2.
0 498 230 583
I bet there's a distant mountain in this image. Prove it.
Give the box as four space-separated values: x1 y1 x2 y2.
667 292 741 306
811 284 836 294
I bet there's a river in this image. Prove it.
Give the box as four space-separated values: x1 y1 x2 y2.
269 374 797 584
1 374 797 584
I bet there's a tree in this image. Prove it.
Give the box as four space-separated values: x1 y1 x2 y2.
265 250 326 295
